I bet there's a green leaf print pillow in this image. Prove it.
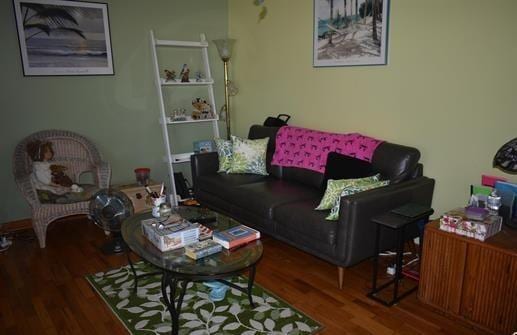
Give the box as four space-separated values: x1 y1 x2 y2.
315 174 381 211
326 179 390 221
228 136 269 175
215 138 233 172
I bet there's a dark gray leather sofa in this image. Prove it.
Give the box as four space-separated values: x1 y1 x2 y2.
191 125 435 288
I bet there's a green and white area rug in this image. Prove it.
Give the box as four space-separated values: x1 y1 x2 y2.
86 261 322 335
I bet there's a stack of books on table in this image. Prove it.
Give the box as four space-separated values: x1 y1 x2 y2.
141 217 200 252
141 217 259 258
212 224 261 249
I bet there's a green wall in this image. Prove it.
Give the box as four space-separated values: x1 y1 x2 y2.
228 0 517 214
0 0 228 223
3 0 516 223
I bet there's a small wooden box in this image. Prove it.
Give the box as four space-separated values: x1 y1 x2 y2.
114 182 162 213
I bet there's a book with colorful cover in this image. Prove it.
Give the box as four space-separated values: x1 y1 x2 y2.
197 223 214 240
495 181 517 217
212 224 260 249
184 239 222 260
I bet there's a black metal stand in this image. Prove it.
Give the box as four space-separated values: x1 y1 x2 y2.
160 265 258 335
100 232 128 255
126 250 162 294
367 204 433 306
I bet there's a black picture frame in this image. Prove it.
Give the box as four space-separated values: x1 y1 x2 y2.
13 0 114 76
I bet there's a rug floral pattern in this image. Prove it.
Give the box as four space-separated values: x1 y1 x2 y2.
86 261 322 335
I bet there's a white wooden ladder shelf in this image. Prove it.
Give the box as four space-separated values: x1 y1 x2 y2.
150 30 220 206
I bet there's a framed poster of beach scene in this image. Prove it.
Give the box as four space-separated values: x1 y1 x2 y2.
13 0 114 76
313 0 389 67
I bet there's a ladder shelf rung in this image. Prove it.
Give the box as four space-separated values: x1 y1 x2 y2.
155 39 208 48
161 78 214 86
166 117 219 125
163 152 195 164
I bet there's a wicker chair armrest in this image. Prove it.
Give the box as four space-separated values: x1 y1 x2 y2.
14 173 39 208
94 161 111 189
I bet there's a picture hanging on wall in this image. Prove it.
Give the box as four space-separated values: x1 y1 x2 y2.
313 0 390 67
13 0 114 76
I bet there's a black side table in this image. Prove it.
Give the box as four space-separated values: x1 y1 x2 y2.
367 203 433 306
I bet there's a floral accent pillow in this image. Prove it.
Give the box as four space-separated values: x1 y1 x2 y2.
215 138 233 172
315 174 381 210
326 179 390 221
228 136 269 175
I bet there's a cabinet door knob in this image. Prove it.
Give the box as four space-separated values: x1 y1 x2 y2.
136 192 142 199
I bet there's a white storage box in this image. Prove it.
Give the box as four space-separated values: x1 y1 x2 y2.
141 218 199 251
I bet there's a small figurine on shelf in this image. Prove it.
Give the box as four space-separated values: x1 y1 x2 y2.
195 71 204 82
164 69 176 82
180 64 190 82
171 108 187 121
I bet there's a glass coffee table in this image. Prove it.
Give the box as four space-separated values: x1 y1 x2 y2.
121 206 263 335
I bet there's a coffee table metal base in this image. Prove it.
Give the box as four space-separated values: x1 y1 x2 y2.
161 266 257 335
126 251 161 294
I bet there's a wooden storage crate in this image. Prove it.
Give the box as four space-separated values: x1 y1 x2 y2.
114 181 162 213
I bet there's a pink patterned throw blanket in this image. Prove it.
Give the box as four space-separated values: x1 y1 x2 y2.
271 126 384 173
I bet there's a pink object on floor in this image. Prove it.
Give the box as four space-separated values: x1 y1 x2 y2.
271 126 384 173
481 174 507 187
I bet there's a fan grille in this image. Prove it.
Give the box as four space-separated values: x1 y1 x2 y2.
89 189 134 232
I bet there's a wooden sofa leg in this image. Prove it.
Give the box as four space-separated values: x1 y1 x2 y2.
337 266 345 289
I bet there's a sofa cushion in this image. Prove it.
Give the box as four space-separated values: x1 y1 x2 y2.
194 189 277 233
36 184 98 204
229 180 321 220
282 167 324 190
322 152 377 190
371 142 420 184
274 198 338 245
196 173 268 195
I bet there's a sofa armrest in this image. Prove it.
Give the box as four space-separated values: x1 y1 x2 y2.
335 176 435 266
191 152 219 187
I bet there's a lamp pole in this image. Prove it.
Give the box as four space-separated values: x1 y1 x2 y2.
223 59 231 139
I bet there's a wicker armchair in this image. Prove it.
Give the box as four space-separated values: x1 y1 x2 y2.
13 130 111 248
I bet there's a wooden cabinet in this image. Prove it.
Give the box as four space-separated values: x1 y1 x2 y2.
114 182 162 214
419 222 517 334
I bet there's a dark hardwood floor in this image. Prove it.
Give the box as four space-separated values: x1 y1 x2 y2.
0 217 489 335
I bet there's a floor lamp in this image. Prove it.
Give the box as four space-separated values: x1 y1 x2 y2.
213 39 236 140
